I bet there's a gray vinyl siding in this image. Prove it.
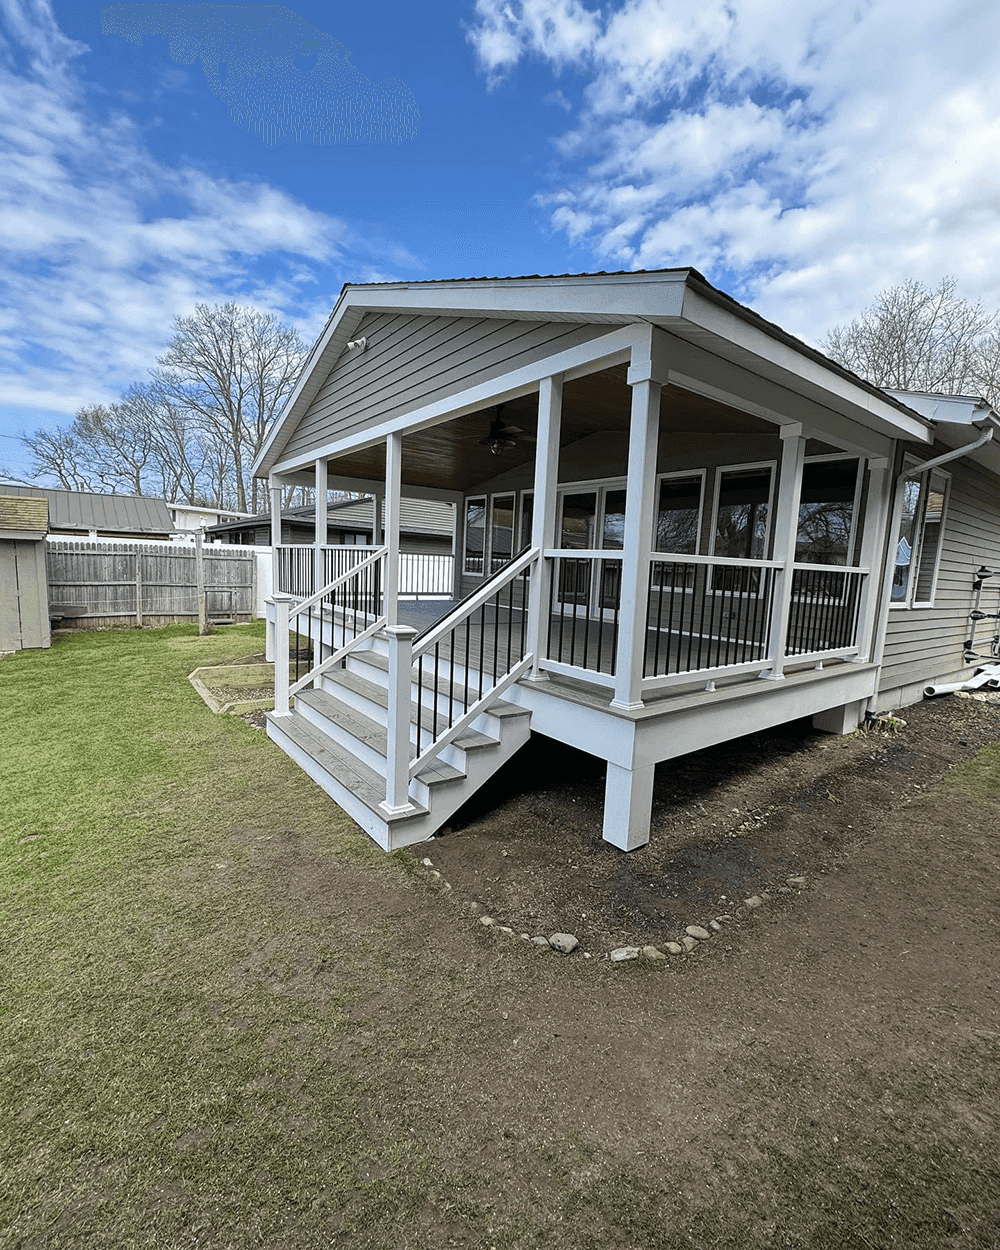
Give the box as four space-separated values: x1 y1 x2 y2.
879 458 1000 693
279 313 613 464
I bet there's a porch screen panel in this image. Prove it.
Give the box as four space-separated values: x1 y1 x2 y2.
490 494 515 573
464 497 486 576
796 459 858 566
714 468 772 560
600 488 626 608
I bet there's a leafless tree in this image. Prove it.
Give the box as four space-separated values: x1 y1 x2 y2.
21 426 99 491
822 277 998 403
153 303 306 512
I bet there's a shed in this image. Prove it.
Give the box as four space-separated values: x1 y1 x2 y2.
0 494 51 651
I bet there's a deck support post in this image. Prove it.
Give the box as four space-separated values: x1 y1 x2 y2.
761 426 806 680
612 338 666 710
603 761 655 851
314 457 327 596
852 457 891 662
525 374 563 681
270 593 296 716
381 624 419 816
384 433 403 626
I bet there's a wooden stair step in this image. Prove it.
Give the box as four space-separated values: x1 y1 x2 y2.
297 687 500 762
267 714 429 823
325 666 529 727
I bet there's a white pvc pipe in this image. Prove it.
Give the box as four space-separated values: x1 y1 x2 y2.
924 664 1000 697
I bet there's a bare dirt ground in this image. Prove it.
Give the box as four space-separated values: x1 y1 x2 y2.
156 637 1000 1245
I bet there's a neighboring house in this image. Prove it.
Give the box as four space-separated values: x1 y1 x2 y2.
203 496 455 552
0 485 175 540
168 502 255 536
249 267 1000 855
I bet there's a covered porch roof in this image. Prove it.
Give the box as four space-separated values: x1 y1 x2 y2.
254 268 934 490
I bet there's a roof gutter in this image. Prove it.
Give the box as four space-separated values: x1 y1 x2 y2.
901 420 996 478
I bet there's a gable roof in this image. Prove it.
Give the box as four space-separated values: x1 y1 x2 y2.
0 485 174 535
253 267 934 480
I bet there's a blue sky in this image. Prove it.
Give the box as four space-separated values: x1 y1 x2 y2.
2 0 999 482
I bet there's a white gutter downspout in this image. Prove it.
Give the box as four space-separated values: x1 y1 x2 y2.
901 420 995 478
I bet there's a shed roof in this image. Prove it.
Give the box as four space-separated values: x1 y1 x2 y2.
0 493 49 536
205 496 452 538
0 485 174 534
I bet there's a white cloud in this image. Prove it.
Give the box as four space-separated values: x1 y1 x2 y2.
0 0 419 426
469 0 1000 342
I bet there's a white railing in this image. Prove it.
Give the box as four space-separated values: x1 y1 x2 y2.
380 547 538 814
536 549 870 693
273 547 387 714
277 545 453 601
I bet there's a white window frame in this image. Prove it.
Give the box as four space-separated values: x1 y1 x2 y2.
890 459 951 609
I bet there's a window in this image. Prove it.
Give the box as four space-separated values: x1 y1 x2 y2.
891 466 950 606
713 465 774 560
796 458 860 566
654 472 704 555
490 493 516 573
464 496 486 575
518 491 534 552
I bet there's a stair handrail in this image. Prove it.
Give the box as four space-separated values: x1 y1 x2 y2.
413 545 538 659
401 546 539 783
413 543 534 643
289 544 387 619
275 547 388 712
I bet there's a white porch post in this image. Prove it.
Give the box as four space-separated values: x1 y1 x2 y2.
380 624 418 816
525 374 563 680
611 338 666 710
266 475 283 660
314 456 327 594
852 458 891 663
603 760 655 851
384 433 402 626
761 426 806 680
270 592 296 716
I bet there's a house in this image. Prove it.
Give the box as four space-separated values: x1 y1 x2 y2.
168 502 255 537
0 485 175 540
206 496 457 601
250 268 1000 854
204 496 454 552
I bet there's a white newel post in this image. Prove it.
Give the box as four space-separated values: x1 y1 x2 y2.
384 433 402 626
852 457 891 662
381 624 418 815
761 425 806 680
526 374 563 679
271 592 296 716
612 341 666 710
314 456 327 595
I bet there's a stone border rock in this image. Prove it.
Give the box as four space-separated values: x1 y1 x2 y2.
415 855 808 964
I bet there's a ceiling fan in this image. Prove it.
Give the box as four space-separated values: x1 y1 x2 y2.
479 404 530 456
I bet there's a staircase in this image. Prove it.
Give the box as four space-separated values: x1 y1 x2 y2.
266 549 537 851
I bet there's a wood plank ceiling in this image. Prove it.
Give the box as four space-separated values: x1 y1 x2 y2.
319 364 777 492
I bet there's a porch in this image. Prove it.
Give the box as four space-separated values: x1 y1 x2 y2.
253 283 929 853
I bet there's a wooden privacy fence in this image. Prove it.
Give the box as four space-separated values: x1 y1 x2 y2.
45 540 256 628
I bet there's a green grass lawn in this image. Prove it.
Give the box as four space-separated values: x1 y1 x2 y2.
2 625 999 1250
